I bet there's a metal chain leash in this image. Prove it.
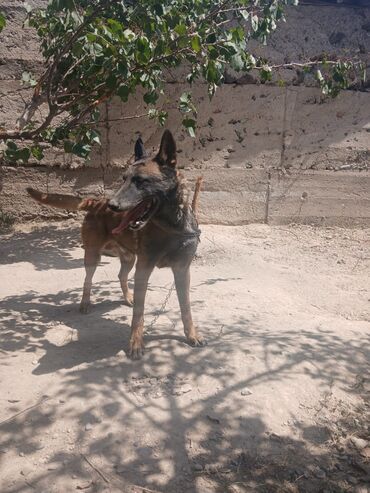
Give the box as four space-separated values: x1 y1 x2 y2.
145 281 176 333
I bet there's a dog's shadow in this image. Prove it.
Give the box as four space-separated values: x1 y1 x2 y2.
1 278 199 376
33 307 187 376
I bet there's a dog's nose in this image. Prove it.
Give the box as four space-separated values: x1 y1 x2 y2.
108 200 120 212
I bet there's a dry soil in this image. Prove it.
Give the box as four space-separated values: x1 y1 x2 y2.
0 221 369 493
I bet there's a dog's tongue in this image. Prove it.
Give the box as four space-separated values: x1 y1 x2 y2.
111 201 148 235
111 214 132 235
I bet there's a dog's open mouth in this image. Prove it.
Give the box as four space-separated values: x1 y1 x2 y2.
112 198 158 235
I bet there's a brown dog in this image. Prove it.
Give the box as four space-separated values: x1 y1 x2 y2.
27 130 204 358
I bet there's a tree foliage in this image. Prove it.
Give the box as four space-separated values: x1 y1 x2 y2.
0 0 364 163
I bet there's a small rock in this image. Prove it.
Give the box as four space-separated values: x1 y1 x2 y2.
355 486 369 493
348 476 358 485
32 359 38 365
351 437 368 450
76 480 94 489
314 468 326 479
206 415 220 424
20 467 33 476
361 447 370 459
241 388 252 396
206 464 218 474
172 384 192 396
19 452 25 457
193 463 203 472
85 423 93 431
245 162 253 169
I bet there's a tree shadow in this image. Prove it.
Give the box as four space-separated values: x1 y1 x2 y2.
0 221 369 492
0 224 84 271
1 284 369 492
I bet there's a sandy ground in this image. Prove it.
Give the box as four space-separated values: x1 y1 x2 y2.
0 221 369 493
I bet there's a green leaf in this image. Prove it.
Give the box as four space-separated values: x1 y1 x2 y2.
251 15 259 32
6 141 18 151
17 148 31 163
0 12 6 32
174 23 187 36
64 140 74 153
31 145 44 161
260 65 272 82
143 91 159 105
72 142 91 158
90 130 101 145
117 84 130 102
182 118 196 137
21 71 37 87
191 35 201 54
230 54 244 71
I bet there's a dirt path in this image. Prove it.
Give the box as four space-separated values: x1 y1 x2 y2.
0 222 369 493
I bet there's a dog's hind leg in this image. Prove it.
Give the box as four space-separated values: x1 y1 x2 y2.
172 266 204 347
80 248 101 314
118 250 135 307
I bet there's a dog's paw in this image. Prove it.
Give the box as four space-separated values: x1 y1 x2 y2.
124 291 134 307
129 339 145 360
79 301 91 314
187 334 206 347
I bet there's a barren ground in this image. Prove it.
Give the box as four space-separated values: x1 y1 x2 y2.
0 221 369 493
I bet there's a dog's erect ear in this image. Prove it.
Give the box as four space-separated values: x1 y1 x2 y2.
156 129 177 167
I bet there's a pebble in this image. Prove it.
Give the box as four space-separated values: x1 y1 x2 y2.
361 447 370 458
172 384 192 396
193 463 203 472
32 360 38 365
314 468 326 479
351 437 368 450
241 388 252 396
354 486 369 493
85 423 93 431
19 452 25 457
20 466 33 476
206 464 218 474
348 476 358 485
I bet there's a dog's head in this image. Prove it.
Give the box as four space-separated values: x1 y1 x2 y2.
109 130 179 234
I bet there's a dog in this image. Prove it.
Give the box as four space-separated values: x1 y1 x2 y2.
27 130 204 358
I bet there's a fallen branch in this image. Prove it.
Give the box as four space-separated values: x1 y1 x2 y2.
81 454 110 484
0 397 50 427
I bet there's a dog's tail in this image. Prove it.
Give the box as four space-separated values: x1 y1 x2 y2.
191 176 203 219
26 188 108 213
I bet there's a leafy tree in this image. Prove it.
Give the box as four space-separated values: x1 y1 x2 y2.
0 0 364 163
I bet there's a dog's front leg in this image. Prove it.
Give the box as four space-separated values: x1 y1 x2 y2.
129 259 155 359
173 266 204 347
